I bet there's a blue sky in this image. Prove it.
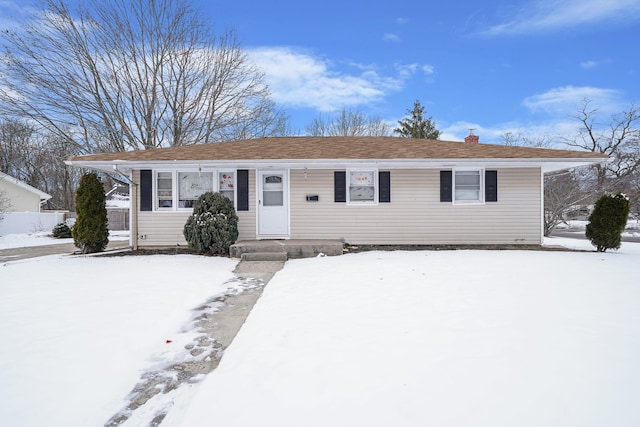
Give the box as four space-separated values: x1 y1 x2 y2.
1 0 639 144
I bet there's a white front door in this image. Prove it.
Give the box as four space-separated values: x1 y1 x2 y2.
258 170 289 238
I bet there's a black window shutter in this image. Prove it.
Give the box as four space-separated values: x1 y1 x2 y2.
485 170 498 202
440 171 452 202
237 169 249 211
379 171 391 203
334 171 346 202
140 169 152 211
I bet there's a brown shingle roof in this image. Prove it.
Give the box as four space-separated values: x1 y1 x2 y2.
68 136 608 162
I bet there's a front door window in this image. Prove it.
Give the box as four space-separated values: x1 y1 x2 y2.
263 175 284 206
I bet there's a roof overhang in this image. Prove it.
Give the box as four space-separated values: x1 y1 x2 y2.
65 157 606 175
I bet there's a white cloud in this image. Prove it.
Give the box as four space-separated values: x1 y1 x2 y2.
383 33 401 42
422 65 435 75
440 122 506 144
442 86 629 145
481 0 640 35
523 86 623 114
579 58 612 69
580 60 599 69
249 47 404 111
394 63 435 80
395 18 408 25
395 63 419 79
441 119 582 146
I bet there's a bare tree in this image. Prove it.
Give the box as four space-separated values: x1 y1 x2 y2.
499 130 595 236
0 0 288 153
564 99 640 191
0 119 39 185
1 119 82 210
305 107 391 136
220 98 290 141
501 131 553 148
37 132 84 210
543 169 592 236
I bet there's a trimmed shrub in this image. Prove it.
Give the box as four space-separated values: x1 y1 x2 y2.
183 192 239 256
585 193 630 252
72 173 109 254
52 222 72 238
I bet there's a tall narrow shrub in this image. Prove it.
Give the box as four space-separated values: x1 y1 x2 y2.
183 192 238 255
585 193 630 252
72 173 109 254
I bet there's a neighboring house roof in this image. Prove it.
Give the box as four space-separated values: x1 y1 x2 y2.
0 171 52 202
105 186 130 209
66 136 608 173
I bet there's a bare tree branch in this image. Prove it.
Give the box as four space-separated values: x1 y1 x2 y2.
0 0 288 153
564 99 640 189
305 107 391 136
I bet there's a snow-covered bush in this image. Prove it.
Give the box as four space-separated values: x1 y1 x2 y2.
72 173 109 254
585 193 630 252
52 222 72 238
183 192 238 256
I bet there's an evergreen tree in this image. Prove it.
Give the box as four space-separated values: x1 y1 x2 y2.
585 193 630 252
394 100 441 139
183 192 239 255
72 173 109 253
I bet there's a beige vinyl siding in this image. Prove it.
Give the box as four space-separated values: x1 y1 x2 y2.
133 167 541 247
133 169 256 247
290 168 542 245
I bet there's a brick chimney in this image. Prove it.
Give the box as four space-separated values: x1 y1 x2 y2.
464 129 479 144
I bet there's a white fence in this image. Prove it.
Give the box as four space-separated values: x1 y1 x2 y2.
0 211 67 235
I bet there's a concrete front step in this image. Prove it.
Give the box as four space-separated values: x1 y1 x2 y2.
230 239 344 259
240 252 288 262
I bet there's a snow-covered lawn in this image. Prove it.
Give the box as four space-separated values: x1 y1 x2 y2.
0 254 240 427
1 238 639 427
176 239 640 427
0 230 129 249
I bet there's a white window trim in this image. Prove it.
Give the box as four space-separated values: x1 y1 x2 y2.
452 168 485 205
217 170 237 207
153 168 237 211
154 170 176 211
347 168 378 205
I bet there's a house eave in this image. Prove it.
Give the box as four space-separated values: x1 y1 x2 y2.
65 157 605 175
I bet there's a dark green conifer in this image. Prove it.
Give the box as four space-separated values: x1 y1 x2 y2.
394 100 441 140
585 193 630 252
72 173 109 253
